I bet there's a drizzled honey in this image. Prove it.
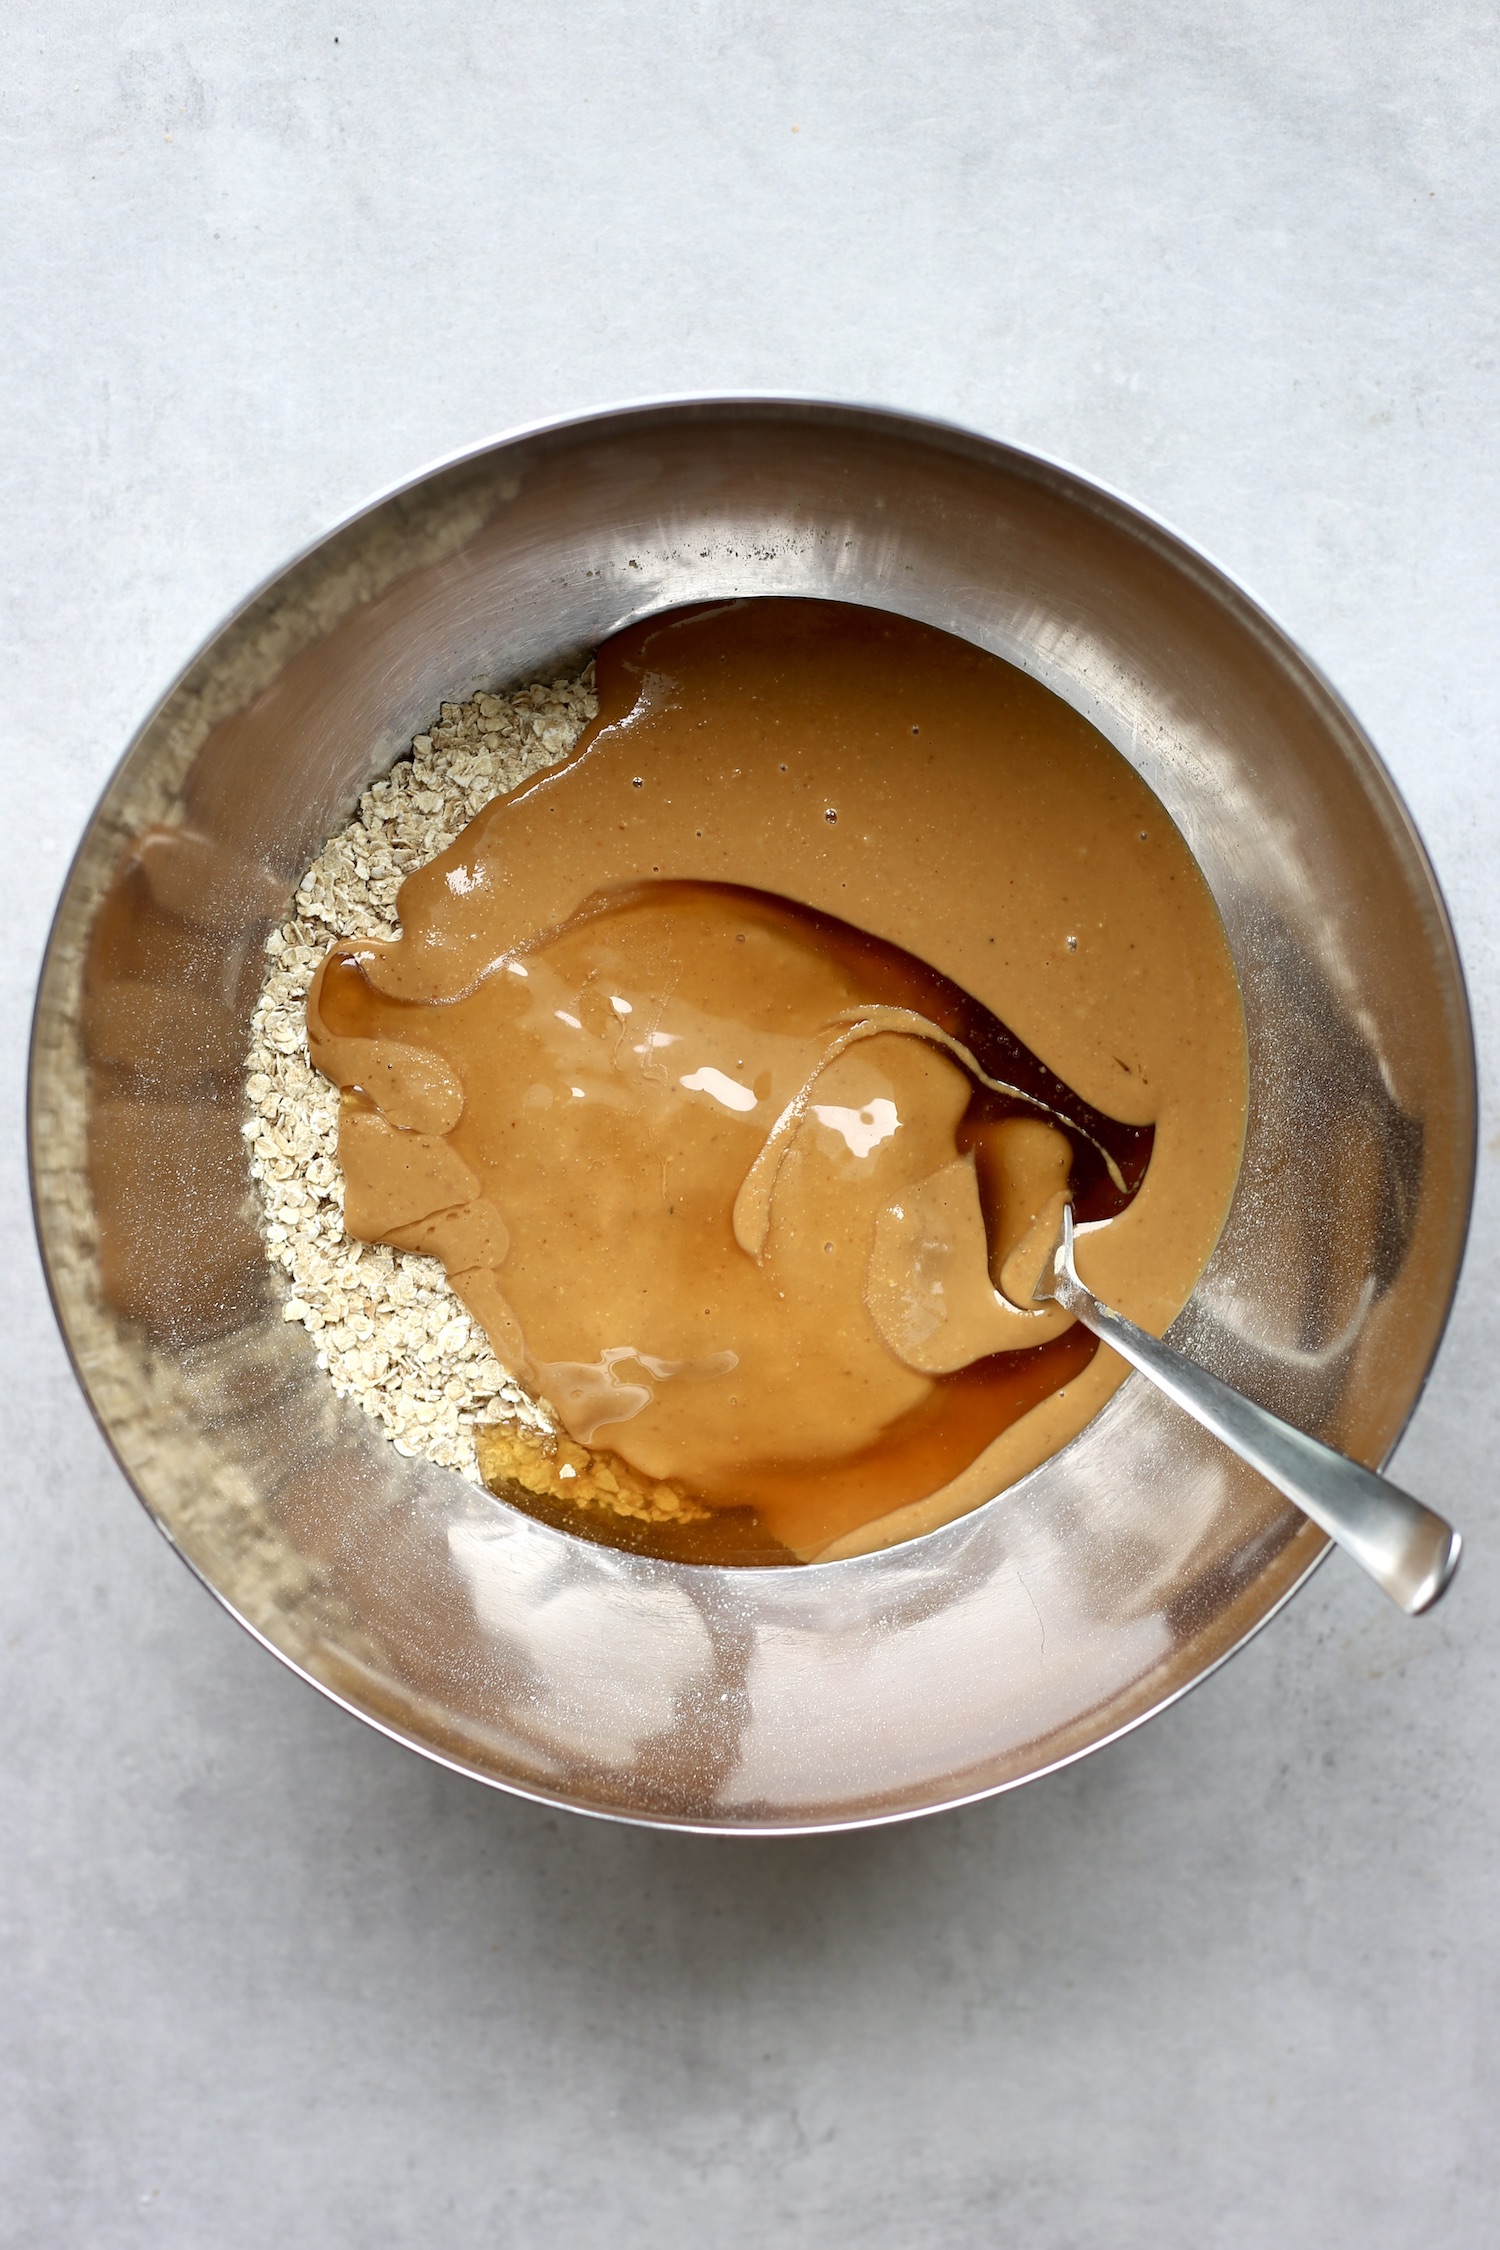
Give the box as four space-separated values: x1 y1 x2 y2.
307 599 1247 1564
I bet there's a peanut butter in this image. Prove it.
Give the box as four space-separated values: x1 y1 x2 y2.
307 599 1247 1563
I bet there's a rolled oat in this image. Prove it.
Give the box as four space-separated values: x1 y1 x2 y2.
245 667 597 1482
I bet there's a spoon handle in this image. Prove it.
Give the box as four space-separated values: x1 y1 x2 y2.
1043 1211 1461 1615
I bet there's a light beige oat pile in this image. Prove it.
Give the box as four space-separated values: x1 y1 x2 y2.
244 668 597 1482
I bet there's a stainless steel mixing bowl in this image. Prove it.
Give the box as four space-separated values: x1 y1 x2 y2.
30 399 1475 1831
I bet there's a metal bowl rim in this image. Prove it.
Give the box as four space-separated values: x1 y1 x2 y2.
29 391 1478 1830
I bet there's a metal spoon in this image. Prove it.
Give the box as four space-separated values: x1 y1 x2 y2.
1029 1206 1461 1615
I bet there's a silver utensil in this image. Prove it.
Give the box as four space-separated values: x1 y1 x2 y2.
1033 1206 1461 1615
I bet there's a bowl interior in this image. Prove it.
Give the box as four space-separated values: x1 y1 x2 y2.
31 401 1474 1830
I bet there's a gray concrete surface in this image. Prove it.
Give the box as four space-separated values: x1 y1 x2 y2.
3 4 1497 2243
